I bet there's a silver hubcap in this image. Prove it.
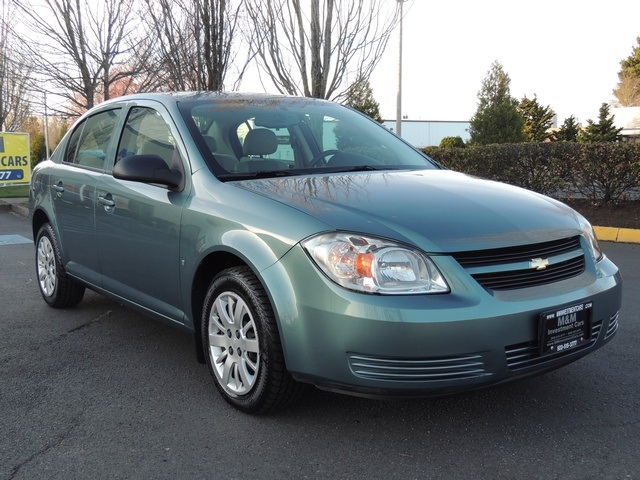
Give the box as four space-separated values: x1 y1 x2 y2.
37 236 56 297
208 292 260 396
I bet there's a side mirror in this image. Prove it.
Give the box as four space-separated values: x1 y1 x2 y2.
113 155 182 190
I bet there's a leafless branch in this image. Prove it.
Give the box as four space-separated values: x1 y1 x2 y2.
0 0 33 130
244 0 399 100
15 0 143 115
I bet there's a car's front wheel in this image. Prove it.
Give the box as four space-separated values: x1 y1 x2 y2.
202 266 301 413
35 223 85 308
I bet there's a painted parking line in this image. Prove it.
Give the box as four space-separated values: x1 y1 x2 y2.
0 235 32 246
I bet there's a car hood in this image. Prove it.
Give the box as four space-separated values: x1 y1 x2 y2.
233 170 582 253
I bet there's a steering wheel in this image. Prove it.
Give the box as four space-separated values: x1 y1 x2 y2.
309 149 341 168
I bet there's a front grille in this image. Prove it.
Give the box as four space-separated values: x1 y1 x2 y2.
505 320 602 370
471 256 585 290
454 236 581 268
452 236 585 291
348 353 489 382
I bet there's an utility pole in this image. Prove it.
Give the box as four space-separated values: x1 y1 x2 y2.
44 92 51 158
395 0 408 137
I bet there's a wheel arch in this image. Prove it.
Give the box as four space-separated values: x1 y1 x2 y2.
32 208 51 242
190 250 247 363
187 228 300 365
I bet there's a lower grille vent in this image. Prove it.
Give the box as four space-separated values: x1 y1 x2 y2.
505 320 602 370
348 353 489 382
605 312 619 339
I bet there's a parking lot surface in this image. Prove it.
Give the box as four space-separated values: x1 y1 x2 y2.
1 210 638 479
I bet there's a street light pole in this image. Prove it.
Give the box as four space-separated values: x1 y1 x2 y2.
44 92 51 159
396 0 408 137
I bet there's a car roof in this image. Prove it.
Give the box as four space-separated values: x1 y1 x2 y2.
99 91 334 109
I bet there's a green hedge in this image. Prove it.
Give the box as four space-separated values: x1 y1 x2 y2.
422 142 640 204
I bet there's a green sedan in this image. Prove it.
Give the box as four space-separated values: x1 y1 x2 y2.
30 93 622 413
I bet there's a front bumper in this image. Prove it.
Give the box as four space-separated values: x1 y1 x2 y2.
262 245 622 398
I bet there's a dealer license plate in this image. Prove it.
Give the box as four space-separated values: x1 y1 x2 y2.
539 301 592 356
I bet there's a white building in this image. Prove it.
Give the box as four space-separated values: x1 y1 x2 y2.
612 106 640 142
382 120 471 148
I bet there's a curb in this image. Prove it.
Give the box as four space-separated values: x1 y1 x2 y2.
0 198 29 218
2 198 640 244
594 226 640 244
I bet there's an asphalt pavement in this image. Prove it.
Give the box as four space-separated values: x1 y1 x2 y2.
1 209 639 479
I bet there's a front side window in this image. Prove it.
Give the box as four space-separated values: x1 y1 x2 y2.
64 109 121 169
117 107 179 168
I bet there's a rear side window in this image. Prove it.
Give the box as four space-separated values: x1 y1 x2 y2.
65 109 121 169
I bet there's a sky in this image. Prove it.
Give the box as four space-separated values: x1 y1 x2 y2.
366 0 640 125
22 0 640 126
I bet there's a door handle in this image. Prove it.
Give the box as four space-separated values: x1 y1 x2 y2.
53 181 64 195
98 195 115 208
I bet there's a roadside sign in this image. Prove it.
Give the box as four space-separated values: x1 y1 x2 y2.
0 132 31 185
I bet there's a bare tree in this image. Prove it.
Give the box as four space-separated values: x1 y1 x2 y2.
244 0 399 100
141 0 249 92
0 0 32 130
141 0 196 91
197 0 248 90
16 0 145 115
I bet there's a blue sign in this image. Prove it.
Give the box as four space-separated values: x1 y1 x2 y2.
0 170 24 181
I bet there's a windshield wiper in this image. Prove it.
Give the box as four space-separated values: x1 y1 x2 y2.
219 165 389 181
218 170 300 181
344 165 383 172
319 164 384 173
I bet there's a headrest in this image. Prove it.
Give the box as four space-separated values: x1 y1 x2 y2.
243 129 277 156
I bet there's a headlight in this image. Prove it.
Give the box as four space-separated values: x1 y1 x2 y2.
574 212 603 262
302 233 449 295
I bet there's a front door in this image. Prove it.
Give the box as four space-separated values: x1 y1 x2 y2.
95 105 189 323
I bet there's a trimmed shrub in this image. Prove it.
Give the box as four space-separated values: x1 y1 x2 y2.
570 143 640 204
422 142 640 204
439 136 466 149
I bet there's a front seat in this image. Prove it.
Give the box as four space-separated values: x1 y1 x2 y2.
235 129 280 173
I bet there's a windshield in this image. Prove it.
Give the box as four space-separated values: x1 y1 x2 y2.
179 96 437 180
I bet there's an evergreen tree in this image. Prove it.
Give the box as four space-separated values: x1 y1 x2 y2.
469 61 525 145
619 36 640 78
518 95 555 142
30 134 47 167
555 115 580 142
578 103 622 143
344 78 383 123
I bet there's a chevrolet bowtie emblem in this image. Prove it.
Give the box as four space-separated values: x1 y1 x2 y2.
530 258 550 270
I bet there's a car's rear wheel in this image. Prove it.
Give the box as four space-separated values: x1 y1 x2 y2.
202 266 301 413
35 223 85 308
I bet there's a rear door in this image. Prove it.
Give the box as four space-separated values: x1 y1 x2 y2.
51 108 122 286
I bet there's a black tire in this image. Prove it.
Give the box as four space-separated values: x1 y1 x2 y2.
202 266 302 413
35 223 85 308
